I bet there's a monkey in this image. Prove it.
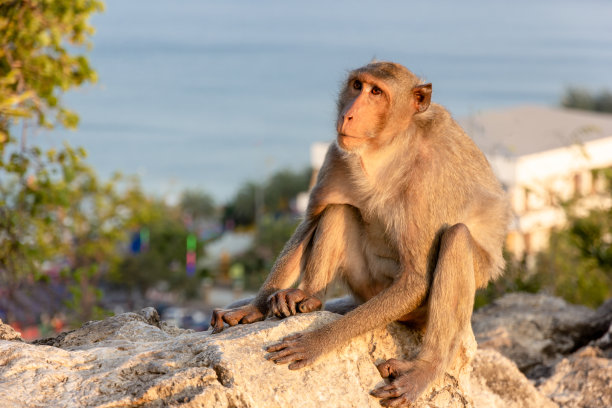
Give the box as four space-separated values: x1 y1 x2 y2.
210 61 510 407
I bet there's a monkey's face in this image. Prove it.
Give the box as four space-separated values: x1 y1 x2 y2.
336 74 391 151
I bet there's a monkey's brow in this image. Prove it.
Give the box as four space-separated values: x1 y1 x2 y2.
348 73 386 86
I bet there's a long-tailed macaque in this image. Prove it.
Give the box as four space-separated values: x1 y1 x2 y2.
210 61 510 406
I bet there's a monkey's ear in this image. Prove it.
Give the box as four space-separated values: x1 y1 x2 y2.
412 83 432 113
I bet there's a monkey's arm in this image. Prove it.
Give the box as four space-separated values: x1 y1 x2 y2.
211 145 353 333
266 263 429 368
210 217 317 333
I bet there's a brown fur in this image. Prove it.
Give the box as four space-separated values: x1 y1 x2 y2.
210 61 510 406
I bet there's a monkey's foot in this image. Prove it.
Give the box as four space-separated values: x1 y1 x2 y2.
210 304 266 333
370 358 438 407
268 288 322 318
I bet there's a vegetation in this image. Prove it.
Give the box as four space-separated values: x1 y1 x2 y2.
1 0 106 324
0 1 203 327
223 168 311 227
534 170 612 307
561 87 612 113
476 169 612 309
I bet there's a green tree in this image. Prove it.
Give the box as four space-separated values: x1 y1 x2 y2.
115 200 205 299
233 214 300 290
534 170 612 307
223 168 311 226
0 0 103 135
0 1 123 325
180 189 216 220
476 168 612 309
561 87 612 113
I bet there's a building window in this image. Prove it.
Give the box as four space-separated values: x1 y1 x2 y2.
574 173 582 197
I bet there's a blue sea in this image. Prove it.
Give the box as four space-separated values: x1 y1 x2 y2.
38 0 612 202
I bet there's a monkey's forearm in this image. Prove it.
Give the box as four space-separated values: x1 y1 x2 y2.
252 220 316 309
320 275 428 345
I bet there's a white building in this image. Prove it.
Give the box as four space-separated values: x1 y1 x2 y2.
460 106 612 258
302 106 612 259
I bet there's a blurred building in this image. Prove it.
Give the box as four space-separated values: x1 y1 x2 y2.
300 106 612 261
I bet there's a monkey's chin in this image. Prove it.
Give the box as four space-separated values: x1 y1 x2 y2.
337 134 365 152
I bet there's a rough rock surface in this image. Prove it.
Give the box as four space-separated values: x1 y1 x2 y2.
469 348 557 408
1 293 610 408
0 319 23 342
538 346 612 408
473 293 612 408
472 293 610 378
1 309 476 408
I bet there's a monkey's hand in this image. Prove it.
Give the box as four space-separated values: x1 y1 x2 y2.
265 331 323 370
210 304 266 334
370 358 437 407
268 288 322 318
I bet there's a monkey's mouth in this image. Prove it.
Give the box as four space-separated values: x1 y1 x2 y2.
338 133 362 140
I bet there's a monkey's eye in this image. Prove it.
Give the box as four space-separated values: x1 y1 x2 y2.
371 86 382 96
353 80 362 90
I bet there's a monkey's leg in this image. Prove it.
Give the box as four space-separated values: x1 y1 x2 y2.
371 223 479 407
269 204 365 318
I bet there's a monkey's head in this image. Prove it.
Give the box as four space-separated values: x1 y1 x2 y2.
336 61 432 152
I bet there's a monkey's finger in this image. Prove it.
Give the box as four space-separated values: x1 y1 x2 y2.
288 359 312 370
376 358 406 378
223 310 248 326
240 311 264 324
269 296 280 317
287 297 297 315
370 385 403 399
376 362 392 378
210 310 226 333
268 351 305 364
211 324 224 334
278 296 291 317
380 395 411 408
298 297 321 313
265 342 289 352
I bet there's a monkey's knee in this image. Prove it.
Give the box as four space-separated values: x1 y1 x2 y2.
440 223 472 251
318 204 361 228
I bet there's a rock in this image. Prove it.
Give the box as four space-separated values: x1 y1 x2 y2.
472 293 602 378
472 293 612 408
0 319 23 342
0 309 476 408
538 346 612 408
3 293 609 407
469 348 558 408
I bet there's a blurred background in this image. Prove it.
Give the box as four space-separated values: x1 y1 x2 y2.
1 0 611 340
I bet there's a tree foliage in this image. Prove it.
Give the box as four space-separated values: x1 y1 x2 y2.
115 201 204 297
534 170 612 307
0 0 120 325
180 189 216 220
561 87 612 113
223 167 311 226
476 169 612 309
0 0 103 135
233 215 300 290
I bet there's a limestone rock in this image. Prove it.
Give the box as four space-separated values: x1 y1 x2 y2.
0 319 23 342
537 346 612 408
472 293 612 407
472 293 600 378
470 348 558 408
0 309 476 408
